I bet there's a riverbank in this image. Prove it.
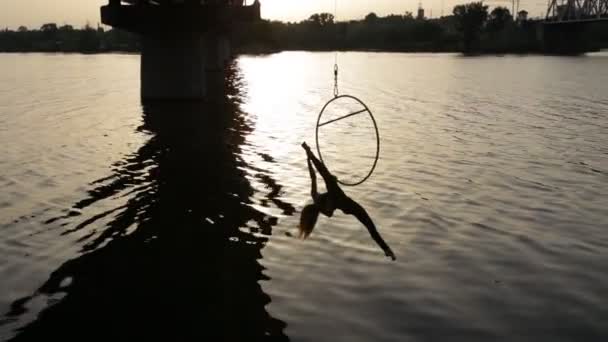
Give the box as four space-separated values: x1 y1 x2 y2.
2 45 604 56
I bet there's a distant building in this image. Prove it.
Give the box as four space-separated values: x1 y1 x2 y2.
517 10 528 21
417 3 425 20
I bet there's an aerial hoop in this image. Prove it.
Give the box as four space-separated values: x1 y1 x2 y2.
313 0 379 186
315 94 380 187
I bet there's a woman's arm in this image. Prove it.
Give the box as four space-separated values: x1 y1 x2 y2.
302 142 337 190
342 197 396 260
307 157 318 199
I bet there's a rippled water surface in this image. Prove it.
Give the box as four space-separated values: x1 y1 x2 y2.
1 52 607 341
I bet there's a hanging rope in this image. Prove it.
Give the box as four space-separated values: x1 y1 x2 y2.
333 0 339 98
314 0 380 187
333 64 339 98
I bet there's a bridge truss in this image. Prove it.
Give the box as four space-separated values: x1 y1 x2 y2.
546 0 608 22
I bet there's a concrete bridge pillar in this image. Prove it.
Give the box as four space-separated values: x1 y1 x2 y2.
141 33 206 100
204 33 231 98
140 32 230 100
101 1 260 101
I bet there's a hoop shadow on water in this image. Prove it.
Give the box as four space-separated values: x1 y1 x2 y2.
3 64 291 341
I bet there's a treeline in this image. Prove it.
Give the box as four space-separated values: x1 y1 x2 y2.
234 12 461 53
235 4 608 54
1 3 607 54
0 24 139 53
451 3 538 53
450 2 607 53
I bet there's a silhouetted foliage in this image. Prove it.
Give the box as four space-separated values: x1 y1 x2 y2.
487 7 513 33
0 24 140 53
233 12 459 53
453 2 489 52
365 12 379 23
1 9 607 55
307 13 335 27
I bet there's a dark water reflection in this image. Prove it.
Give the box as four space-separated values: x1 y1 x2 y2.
4 65 289 341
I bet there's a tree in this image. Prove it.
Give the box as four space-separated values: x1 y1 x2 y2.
365 12 378 23
58 25 77 51
487 6 512 33
40 23 59 48
41 23 58 32
453 2 488 52
18 26 28 32
306 13 334 26
517 10 529 22
78 24 100 52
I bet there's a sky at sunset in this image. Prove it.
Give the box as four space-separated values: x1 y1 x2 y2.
1 0 546 29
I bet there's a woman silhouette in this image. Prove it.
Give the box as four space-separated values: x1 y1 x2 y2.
300 142 396 260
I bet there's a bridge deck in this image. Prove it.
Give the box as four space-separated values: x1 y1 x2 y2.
101 2 260 33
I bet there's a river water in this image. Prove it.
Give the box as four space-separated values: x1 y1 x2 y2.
0 52 607 341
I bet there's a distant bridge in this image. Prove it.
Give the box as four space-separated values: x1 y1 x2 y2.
545 0 608 23
536 0 608 53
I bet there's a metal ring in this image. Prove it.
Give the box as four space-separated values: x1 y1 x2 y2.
315 94 380 187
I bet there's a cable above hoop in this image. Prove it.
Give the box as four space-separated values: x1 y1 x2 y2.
333 0 339 97
313 0 380 187
333 64 339 97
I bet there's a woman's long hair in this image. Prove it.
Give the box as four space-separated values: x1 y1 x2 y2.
299 204 320 239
